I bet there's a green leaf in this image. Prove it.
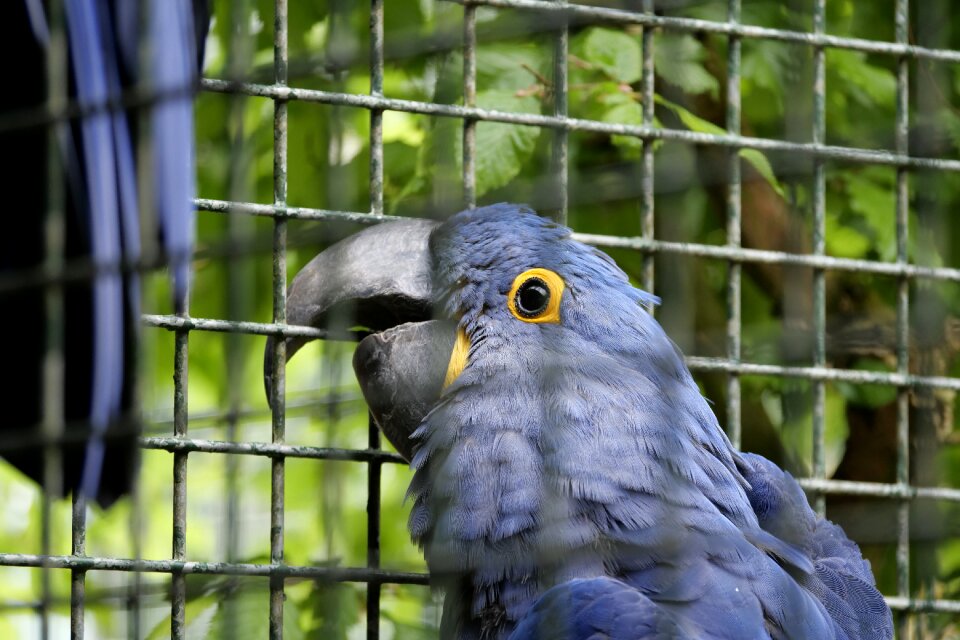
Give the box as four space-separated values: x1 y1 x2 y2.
739 148 784 198
577 27 642 84
145 594 219 640
303 20 329 52
938 107 960 156
301 583 362 640
837 359 898 408
740 41 789 121
657 97 783 196
654 34 718 98
145 584 305 640
477 44 548 92
779 386 849 477
825 215 872 259
656 95 725 135
474 90 542 196
844 167 896 260
572 81 630 122
383 111 425 146
209 586 305 640
603 98 643 154
393 87 541 206
827 49 896 109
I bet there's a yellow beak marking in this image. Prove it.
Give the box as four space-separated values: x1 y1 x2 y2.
443 328 470 389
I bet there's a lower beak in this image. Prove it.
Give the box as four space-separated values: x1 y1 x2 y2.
353 319 458 460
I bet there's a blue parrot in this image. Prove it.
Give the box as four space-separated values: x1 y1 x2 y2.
1 0 208 506
270 204 893 639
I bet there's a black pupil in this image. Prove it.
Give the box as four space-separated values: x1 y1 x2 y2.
516 278 550 317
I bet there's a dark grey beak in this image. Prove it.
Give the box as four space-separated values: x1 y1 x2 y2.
263 218 454 461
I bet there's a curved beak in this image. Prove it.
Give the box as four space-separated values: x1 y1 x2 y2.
263 218 455 461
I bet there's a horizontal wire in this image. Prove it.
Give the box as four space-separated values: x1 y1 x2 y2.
201 79 960 173
449 0 960 63
140 436 406 464
196 197 386 223
0 553 428 585
797 478 960 503
883 596 960 614
684 356 960 391
141 313 364 341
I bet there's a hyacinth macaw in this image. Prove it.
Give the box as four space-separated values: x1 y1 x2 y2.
269 204 893 639
1 0 208 506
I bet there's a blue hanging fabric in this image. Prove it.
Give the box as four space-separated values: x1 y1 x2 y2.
5 0 206 506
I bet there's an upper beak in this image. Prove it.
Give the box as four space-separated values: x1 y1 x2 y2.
263 218 455 461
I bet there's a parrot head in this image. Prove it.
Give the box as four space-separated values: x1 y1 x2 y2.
266 203 723 461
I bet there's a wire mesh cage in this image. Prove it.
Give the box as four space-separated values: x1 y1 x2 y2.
2 0 960 638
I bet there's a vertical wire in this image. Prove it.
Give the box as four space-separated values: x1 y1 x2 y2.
128 440 144 639
551 0 568 224
168 1 199 632
170 314 189 639
894 0 911 634
270 0 289 637
367 2 384 637
463 4 477 209
70 492 86 639
41 0 67 637
640 0 655 297
370 0 384 216
725 0 742 450
366 414 382 640
811 0 827 516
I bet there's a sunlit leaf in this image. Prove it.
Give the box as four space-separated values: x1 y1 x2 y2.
576 27 642 84
825 215 872 259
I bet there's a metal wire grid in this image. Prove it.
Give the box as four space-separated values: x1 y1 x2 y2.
2 0 960 638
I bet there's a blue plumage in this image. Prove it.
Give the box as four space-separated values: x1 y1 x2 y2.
409 204 893 639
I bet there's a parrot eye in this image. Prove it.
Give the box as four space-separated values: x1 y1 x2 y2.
507 268 565 324
515 278 550 317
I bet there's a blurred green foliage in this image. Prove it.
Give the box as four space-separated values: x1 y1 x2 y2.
3 0 960 637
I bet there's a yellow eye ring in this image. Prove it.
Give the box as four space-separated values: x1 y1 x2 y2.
507 268 565 324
